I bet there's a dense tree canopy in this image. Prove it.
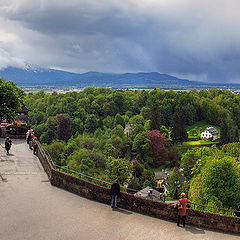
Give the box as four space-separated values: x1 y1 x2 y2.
24 87 240 210
0 78 24 120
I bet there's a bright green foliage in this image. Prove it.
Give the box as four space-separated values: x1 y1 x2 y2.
102 116 115 129
62 140 77 158
111 125 125 138
0 78 24 120
141 169 156 188
106 157 131 184
140 106 151 120
189 174 205 205
132 132 152 159
88 150 106 169
23 87 240 210
129 114 145 125
71 117 84 136
103 143 121 158
203 157 240 209
75 135 96 150
167 168 180 199
223 142 240 159
180 148 201 180
67 148 94 173
130 124 145 140
132 161 144 178
45 116 57 144
84 114 99 133
114 113 125 127
188 128 198 137
44 140 66 166
181 146 222 179
190 156 240 210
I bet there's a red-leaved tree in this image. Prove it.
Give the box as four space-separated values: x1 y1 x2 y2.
146 130 169 168
56 113 72 141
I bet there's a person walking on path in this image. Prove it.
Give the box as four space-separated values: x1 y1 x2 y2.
27 131 33 150
32 137 38 155
110 179 120 208
177 192 191 227
5 136 12 155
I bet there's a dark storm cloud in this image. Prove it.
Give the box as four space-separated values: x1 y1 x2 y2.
0 0 240 83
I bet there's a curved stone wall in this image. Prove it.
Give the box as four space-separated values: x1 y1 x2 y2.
36 142 240 234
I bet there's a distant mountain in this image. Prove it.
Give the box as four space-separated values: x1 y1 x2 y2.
0 66 238 89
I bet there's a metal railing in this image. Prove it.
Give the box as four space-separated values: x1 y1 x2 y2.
39 143 240 217
55 164 138 193
56 164 240 216
189 202 240 216
37 141 56 169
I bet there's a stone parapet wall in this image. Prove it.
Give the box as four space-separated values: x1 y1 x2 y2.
36 141 55 179
50 169 240 234
36 142 240 234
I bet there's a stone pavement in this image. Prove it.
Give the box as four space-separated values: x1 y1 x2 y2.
0 139 239 240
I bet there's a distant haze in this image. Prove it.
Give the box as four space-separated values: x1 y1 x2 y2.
0 0 240 83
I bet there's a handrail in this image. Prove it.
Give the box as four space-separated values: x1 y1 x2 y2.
37 141 56 169
55 165 138 193
189 202 240 215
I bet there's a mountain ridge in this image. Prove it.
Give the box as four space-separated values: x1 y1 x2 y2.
0 66 238 89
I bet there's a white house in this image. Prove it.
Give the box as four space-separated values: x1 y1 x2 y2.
201 127 218 141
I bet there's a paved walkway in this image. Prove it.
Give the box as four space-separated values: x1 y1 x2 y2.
0 139 239 240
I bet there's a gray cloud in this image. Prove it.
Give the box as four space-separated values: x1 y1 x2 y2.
0 0 240 83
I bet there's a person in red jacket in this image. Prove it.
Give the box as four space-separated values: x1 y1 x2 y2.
177 192 191 227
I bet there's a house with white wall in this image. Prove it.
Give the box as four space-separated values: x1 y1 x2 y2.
201 127 218 141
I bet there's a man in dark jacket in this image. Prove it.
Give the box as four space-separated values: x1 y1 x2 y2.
5 136 12 155
110 179 120 208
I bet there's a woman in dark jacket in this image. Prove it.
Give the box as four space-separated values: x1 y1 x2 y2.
110 179 120 208
5 136 12 155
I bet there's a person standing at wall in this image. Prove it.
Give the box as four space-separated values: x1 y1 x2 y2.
110 179 120 208
177 192 191 227
5 136 12 155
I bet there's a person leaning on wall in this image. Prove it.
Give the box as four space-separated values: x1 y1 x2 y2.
110 178 120 209
177 192 191 228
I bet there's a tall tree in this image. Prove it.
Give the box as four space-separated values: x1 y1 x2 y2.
106 157 132 184
150 103 161 131
171 106 188 144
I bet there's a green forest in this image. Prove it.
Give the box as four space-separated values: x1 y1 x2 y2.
21 87 240 214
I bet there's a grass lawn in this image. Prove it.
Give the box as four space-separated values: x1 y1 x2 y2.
178 140 219 147
151 164 170 172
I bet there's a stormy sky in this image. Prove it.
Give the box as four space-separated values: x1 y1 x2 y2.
0 0 240 83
